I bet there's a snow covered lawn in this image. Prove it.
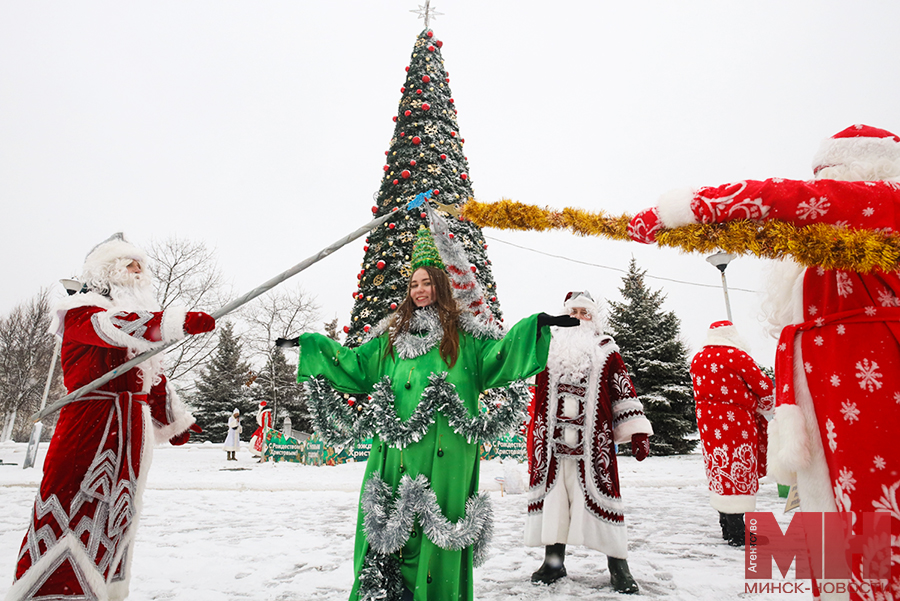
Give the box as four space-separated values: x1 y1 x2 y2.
0 441 794 600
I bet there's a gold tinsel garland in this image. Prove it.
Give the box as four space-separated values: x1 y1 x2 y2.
460 198 900 273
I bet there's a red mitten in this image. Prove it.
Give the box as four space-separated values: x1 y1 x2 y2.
184 312 215 335
627 208 663 244
631 433 650 461
169 423 202 446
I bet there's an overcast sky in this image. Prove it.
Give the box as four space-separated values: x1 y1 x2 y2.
2 0 898 366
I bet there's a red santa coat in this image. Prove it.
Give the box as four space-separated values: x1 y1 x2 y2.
8 293 195 601
526 334 653 558
249 408 272 456
691 343 773 513
638 176 900 596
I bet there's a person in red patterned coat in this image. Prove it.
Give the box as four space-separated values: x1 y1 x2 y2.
628 125 900 597
525 291 653 594
690 320 773 547
6 233 215 601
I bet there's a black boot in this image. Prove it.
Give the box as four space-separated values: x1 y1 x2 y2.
724 513 745 547
607 556 639 594
718 512 728 540
531 543 567 584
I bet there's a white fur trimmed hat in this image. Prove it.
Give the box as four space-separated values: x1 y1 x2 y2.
82 233 148 278
563 290 597 314
812 124 900 177
703 320 749 352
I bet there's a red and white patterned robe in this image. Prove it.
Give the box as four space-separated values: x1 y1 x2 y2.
249 408 272 457
7 293 195 601
652 177 900 597
691 345 774 513
525 335 652 558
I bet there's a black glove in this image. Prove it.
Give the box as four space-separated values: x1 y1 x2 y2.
275 336 300 348
537 313 580 329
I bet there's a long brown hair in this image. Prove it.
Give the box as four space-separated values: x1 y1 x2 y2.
387 265 462 368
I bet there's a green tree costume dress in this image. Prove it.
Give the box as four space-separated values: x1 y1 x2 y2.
298 311 549 601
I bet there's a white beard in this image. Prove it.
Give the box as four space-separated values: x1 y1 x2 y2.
760 258 806 338
547 322 603 382
107 275 160 312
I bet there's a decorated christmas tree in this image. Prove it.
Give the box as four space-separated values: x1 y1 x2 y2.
345 28 501 346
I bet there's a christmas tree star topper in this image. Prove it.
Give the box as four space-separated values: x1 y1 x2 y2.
410 0 443 28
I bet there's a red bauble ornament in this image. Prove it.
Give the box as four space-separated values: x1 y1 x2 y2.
412 136 421 145
401 170 410 178
450 131 457 137
449 98 454 104
383 165 389 172
372 205 378 212
421 103 430 111
392 207 399 211
426 31 433 38
376 260 386 269
433 189 439 195
404 110 411 116
400 132 405 137
364 245 369 251
439 154 447 160
416 89 422 95
445 78 449 83
405 66 410 71
352 292 358 299
436 40 443 48
420 212 427 218
422 75 431 83
392 179 399 185
388 223 396 229
483 244 488 249
490 296 497 302
461 138 466 144
392 116 398 122
460 173 468 180
384 150 389 155
343 325 350 333
427 45 435 52
363 325 370 333
400 87 405 93
470 265 477 273
409 160 416 166
390 302 397 310
448 233 454 239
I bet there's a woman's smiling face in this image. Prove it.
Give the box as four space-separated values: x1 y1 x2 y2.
410 268 434 307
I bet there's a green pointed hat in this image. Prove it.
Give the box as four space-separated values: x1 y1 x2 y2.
410 226 445 271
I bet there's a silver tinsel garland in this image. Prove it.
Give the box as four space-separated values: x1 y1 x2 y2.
362 473 494 567
305 373 530 449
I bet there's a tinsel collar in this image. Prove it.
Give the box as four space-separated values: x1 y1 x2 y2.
363 306 503 358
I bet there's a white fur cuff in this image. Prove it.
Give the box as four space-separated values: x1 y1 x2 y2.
160 306 188 343
656 187 698 229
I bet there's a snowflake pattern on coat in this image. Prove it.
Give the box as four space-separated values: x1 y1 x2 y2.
691 346 773 511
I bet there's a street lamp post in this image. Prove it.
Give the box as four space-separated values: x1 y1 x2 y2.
706 252 737 322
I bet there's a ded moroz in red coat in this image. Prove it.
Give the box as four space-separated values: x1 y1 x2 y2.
690 321 773 514
7 235 214 601
629 125 900 597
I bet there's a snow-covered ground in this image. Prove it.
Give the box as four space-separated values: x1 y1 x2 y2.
0 441 796 600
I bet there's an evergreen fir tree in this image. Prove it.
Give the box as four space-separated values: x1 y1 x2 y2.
190 322 252 443
607 259 697 455
346 29 501 346
249 349 310 435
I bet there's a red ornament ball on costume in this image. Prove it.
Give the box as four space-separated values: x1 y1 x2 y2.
390 302 397 310
422 75 431 83
448 233 454 239
460 173 468 180
348 398 355 406
436 40 443 48
388 223 395 229
404 110 411 116
439 154 447 160
401 170 411 179
343 325 350 333
409 160 416 166
421 103 430 111
376 260 386 270
412 136 421 145
470 265 477 273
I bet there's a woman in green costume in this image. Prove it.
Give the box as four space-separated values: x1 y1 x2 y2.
296 246 576 601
